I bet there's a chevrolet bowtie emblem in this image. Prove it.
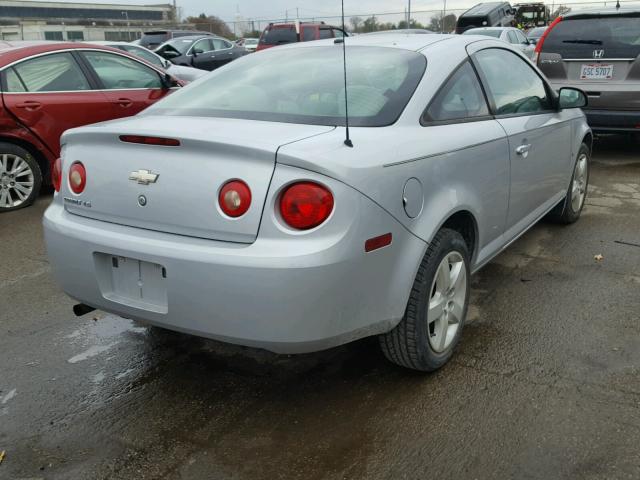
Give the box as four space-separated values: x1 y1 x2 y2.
129 169 159 185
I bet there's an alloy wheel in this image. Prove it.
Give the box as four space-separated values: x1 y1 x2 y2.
571 153 588 212
0 153 35 209
427 252 467 353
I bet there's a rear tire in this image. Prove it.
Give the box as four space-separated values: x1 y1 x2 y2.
379 228 470 372
0 142 42 213
547 142 590 224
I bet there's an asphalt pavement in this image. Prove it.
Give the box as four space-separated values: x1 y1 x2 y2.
1 135 639 480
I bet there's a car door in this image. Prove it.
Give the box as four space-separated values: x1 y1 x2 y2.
79 50 173 117
211 39 236 69
190 38 216 71
471 47 573 239
1 51 113 156
420 60 511 266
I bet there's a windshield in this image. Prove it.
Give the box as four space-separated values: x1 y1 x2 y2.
245 38 259 45
527 27 546 38
147 46 426 127
259 26 297 45
463 29 502 37
157 38 196 55
544 15 640 58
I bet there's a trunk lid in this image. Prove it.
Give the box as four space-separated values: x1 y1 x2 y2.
539 13 640 110
61 116 334 243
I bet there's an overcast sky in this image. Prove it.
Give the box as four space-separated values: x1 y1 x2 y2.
61 0 477 22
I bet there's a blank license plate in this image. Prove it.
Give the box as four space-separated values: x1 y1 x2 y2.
95 253 168 313
580 64 613 80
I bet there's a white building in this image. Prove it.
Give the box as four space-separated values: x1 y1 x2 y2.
0 0 175 42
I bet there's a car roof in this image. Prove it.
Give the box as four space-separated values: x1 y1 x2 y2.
464 27 514 31
0 41 131 67
364 29 434 35
165 35 222 41
562 7 640 18
275 34 489 53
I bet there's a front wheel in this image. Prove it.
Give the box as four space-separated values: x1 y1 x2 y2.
0 143 42 213
547 142 590 224
379 228 471 372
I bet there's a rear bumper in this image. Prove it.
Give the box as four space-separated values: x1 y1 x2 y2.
43 192 425 354
583 109 640 133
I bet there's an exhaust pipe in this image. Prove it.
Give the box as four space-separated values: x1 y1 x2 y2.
73 303 96 317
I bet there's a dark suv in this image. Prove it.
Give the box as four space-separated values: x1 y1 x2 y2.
140 30 213 50
535 8 640 134
257 22 346 51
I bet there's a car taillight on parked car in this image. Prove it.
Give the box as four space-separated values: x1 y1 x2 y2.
279 181 334 230
534 16 562 65
52 158 62 192
68 162 86 194
219 180 251 217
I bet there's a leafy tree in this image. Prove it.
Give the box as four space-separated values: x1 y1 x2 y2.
428 13 457 32
362 16 379 33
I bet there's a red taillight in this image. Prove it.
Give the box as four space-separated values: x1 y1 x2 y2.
534 16 562 65
219 180 251 217
279 181 334 230
119 135 180 147
68 162 86 194
52 158 62 192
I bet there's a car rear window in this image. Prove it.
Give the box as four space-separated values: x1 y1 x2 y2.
463 29 502 37
260 26 297 45
141 33 169 45
147 46 427 127
543 14 640 58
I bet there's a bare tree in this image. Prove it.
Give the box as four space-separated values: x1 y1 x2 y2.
350 16 363 32
186 13 234 38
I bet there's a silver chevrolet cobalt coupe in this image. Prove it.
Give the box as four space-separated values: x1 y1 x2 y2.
44 34 591 371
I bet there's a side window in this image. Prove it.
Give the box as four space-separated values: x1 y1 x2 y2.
333 28 345 38
424 61 489 123
11 52 90 92
319 28 332 40
516 31 528 44
507 31 519 44
212 39 232 50
474 48 551 115
302 27 316 41
82 51 162 90
5 68 26 92
192 38 212 53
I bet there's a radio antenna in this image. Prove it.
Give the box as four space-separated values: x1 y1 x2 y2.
340 0 353 147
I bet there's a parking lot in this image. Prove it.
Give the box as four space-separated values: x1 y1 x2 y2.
0 134 638 479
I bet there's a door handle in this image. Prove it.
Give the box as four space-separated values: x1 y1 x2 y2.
114 98 133 108
515 144 531 157
228 52 233 55
15 101 41 111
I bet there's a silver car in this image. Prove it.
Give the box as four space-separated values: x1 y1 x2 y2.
44 35 591 371
463 27 536 60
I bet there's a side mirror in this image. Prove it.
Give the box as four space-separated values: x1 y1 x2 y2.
558 87 587 109
161 73 179 89
162 59 171 69
192 48 204 56
529 38 537 45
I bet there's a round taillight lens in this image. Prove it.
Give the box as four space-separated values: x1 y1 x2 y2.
279 182 334 230
68 162 86 194
52 158 62 192
219 180 251 217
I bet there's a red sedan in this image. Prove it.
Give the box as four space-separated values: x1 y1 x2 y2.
0 41 181 212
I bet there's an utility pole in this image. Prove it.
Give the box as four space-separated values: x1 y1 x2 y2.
407 0 411 28
443 0 447 33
